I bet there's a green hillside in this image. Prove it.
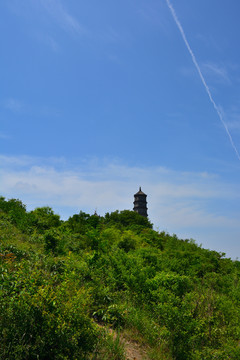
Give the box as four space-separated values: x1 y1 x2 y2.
1 196 240 359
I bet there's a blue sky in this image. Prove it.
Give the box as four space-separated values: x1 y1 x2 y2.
1 0 240 258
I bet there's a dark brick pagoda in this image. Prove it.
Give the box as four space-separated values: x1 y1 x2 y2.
133 187 148 218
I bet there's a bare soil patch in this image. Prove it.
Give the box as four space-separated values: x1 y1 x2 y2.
123 337 149 360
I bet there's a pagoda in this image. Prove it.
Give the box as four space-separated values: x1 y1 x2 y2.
133 187 148 218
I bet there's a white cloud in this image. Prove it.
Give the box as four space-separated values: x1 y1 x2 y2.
3 98 25 113
202 62 231 85
6 0 88 50
227 121 240 131
180 61 232 87
1 98 61 119
212 104 240 143
39 0 87 36
1 154 240 258
0 154 239 212
36 33 59 52
220 105 240 132
137 2 169 34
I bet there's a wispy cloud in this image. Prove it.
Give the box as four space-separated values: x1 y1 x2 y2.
227 120 240 131
165 0 240 162
97 26 123 44
1 98 61 119
202 62 231 85
36 33 59 52
6 0 88 51
3 98 25 113
137 2 169 33
218 105 240 132
180 60 232 88
0 155 239 213
1 154 240 257
195 33 223 53
39 0 87 36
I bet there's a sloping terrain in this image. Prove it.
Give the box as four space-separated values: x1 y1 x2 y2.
1 196 240 359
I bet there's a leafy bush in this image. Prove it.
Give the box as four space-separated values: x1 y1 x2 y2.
44 228 66 255
29 206 61 233
1 196 240 359
0 262 99 360
0 197 29 232
104 210 152 229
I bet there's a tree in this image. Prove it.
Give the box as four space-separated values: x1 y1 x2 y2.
104 210 152 229
29 207 61 233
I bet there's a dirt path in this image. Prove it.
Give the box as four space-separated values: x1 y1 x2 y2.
122 337 149 360
100 325 150 360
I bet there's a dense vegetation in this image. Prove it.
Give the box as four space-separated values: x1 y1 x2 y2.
1 196 240 359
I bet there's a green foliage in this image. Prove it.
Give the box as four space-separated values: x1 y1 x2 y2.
0 261 99 359
67 211 102 234
118 230 137 252
0 196 29 232
44 228 66 255
104 209 152 230
29 206 61 233
1 196 240 359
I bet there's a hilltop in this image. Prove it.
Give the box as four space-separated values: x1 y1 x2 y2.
1 196 240 359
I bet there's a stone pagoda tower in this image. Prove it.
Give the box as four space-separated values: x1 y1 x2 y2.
133 187 148 218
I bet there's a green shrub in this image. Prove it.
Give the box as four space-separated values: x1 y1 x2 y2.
0 263 99 360
44 228 66 255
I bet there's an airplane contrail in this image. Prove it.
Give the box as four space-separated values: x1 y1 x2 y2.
165 0 240 161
